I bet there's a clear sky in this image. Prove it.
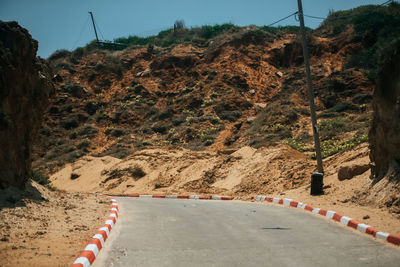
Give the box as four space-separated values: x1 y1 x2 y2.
0 0 388 58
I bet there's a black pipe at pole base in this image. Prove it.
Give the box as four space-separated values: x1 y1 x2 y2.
310 172 324 195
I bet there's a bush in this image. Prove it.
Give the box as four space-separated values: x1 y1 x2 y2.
31 170 50 186
128 165 146 179
330 101 358 112
105 127 124 137
62 118 79 129
204 139 214 146
84 100 100 115
48 49 71 61
77 125 99 136
69 130 77 139
319 118 348 139
77 138 90 149
152 122 168 134
218 110 242 122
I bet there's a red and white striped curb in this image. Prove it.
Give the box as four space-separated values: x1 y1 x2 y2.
108 194 234 200
253 195 400 246
71 196 118 267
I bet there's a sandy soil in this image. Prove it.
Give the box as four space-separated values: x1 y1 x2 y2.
51 143 400 237
0 181 109 267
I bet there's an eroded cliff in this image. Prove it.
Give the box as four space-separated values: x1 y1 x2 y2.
0 21 54 189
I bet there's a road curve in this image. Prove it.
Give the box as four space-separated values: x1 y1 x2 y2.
92 198 400 267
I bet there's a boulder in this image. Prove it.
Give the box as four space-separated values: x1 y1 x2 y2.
338 163 370 181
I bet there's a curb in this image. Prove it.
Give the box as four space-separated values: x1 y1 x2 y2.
109 194 234 200
252 195 400 247
110 193 400 247
71 196 118 267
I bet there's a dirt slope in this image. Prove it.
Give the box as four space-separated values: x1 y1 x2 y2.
51 144 313 196
50 143 400 236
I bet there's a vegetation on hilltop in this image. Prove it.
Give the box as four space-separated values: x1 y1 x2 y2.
318 2 400 81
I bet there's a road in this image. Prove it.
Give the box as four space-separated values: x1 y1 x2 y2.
93 198 400 267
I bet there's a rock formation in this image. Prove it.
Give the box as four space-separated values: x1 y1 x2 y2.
369 39 400 181
0 21 54 189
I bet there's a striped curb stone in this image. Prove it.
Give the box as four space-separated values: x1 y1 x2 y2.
71 196 118 267
253 195 400 247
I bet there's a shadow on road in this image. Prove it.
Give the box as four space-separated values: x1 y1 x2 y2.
262 227 291 230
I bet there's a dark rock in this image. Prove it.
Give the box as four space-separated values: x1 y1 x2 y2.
0 21 54 189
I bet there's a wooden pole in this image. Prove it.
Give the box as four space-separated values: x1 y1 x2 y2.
88 11 100 43
296 0 324 182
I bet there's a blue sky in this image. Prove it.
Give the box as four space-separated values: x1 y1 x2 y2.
0 0 387 58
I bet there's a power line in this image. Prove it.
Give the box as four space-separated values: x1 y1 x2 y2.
266 11 298 27
72 16 90 50
94 19 106 41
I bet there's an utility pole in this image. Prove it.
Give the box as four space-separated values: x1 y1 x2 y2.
297 0 324 194
88 11 100 43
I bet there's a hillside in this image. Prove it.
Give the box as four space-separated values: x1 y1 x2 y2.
31 2 400 212
33 27 377 173
1 3 400 264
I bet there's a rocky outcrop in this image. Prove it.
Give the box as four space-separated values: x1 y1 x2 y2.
369 40 400 181
0 21 54 189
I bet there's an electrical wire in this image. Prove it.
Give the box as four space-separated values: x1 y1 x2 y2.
266 11 298 27
72 16 90 50
94 19 106 41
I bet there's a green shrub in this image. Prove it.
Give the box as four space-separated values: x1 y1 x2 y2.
152 122 168 134
62 118 79 129
31 170 50 186
105 127 124 137
204 139 214 146
330 102 358 113
69 130 77 139
48 49 71 61
218 110 241 122
77 138 90 149
318 118 348 139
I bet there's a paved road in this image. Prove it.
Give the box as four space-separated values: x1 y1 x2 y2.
93 198 400 267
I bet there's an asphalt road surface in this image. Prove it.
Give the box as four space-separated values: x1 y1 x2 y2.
92 198 400 267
